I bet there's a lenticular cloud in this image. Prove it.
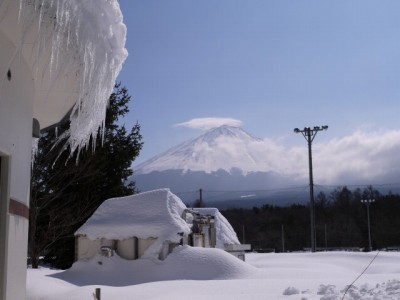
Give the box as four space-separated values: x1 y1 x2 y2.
175 117 243 130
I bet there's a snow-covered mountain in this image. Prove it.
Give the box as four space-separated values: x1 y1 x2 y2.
136 125 271 175
133 125 302 206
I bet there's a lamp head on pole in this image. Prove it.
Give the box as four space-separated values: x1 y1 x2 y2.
293 126 328 134
361 199 375 204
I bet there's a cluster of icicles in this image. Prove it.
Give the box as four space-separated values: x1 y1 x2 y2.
2 0 127 155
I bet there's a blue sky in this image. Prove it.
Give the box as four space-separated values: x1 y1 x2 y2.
117 0 400 170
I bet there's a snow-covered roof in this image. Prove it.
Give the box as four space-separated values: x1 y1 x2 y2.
191 207 240 248
75 189 191 241
0 0 127 151
75 189 242 259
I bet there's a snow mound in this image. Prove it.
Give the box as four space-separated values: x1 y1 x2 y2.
281 281 400 300
50 246 257 286
282 286 300 295
311 280 400 300
166 246 256 280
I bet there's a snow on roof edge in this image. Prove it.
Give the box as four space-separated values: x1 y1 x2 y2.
17 0 128 151
75 188 191 241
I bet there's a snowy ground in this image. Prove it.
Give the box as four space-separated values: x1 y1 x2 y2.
27 247 400 300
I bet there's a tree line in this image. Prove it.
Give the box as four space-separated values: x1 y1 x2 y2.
29 84 143 269
221 186 400 252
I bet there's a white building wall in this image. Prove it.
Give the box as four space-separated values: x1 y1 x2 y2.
117 238 136 260
0 31 34 203
139 238 156 257
76 236 157 261
76 236 101 260
0 26 35 300
5 218 29 299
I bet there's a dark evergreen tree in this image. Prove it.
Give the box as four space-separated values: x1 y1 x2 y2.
221 186 400 253
29 84 143 269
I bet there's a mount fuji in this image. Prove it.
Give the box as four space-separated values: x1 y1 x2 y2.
132 126 306 207
136 125 268 174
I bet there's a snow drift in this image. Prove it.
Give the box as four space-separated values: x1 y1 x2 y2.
27 251 400 299
50 246 257 286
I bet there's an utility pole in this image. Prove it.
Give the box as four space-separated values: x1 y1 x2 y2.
282 224 285 253
361 199 375 252
199 188 203 208
294 126 328 252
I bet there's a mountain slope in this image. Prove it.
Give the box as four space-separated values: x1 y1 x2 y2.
136 125 270 175
132 126 303 206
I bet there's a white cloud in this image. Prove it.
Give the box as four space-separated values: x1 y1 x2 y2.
174 117 243 130
194 128 400 185
312 129 400 185
145 124 400 186
255 129 400 185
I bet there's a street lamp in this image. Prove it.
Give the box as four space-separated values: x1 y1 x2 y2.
361 199 375 252
294 126 328 252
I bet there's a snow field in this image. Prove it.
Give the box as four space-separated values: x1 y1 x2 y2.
27 250 400 300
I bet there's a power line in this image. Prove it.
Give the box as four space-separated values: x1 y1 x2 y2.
315 182 400 189
174 182 400 202
171 181 400 201
172 185 310 196
341 251 381 300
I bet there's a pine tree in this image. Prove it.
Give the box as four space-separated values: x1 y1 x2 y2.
29 84 143 269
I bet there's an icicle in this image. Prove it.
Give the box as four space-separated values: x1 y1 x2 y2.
31 137 39 168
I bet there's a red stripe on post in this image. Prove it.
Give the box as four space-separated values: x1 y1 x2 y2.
9 199 29 220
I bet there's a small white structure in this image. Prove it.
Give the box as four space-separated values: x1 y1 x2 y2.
75 189 191 261
186 208 251 260
75 189 250 262
0 0 127 298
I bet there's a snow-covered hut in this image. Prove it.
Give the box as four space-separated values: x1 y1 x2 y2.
75 189 250 262
0 0 127 298
75 189 192 261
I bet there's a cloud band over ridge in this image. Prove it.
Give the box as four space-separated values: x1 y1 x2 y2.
175 117 243 130
147 120 400 187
